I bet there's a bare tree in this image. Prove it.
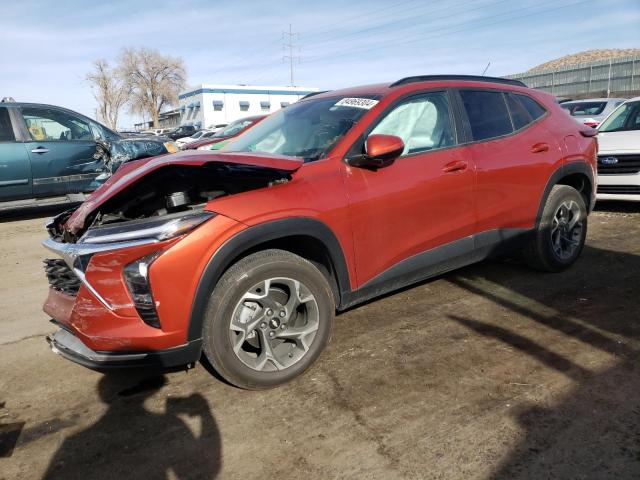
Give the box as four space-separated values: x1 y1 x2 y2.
118 47 186 128
86 59 129 130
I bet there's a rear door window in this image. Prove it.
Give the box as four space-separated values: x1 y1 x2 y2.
0 107 16 142
460 90 513 141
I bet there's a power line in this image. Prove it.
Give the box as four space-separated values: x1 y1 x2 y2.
303 0 487 53
244 0 479 85
199 0 446 82
303 0 593 65
301 0 431 42
282 24 301 86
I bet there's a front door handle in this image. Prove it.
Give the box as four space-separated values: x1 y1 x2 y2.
31 147 50 154
443 160 468 173
530 143 549 153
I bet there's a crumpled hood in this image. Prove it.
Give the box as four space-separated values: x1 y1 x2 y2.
65 150 303 233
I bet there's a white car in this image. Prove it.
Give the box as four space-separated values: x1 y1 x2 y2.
141 128 173 136
208 123 228 133
596 97 640 201
561 98 626 128
175 130 207 148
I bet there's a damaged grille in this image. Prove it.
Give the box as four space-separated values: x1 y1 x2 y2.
44 259 81 296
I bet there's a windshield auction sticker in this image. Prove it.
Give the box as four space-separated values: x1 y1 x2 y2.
334 98 379 109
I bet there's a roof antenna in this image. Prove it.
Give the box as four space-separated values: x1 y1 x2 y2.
481 62 491 76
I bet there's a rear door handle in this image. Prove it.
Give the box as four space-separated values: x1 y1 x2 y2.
530 143 549 153
443 160 468 173
30 147 50 154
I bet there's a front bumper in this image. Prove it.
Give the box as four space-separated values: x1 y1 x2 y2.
46 327 202 370
597 172 640 201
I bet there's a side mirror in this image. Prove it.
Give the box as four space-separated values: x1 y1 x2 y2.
348 134 404 169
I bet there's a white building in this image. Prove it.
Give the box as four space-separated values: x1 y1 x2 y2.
178 84 319 129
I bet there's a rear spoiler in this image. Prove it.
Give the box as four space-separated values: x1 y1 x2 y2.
580 128 598 137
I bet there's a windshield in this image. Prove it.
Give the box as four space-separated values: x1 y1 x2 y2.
599 101 640 132
213 118 257 138
225 96 378 160
561 101 607 117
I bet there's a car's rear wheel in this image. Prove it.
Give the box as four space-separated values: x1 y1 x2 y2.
523 184 587 272
202 249 334 389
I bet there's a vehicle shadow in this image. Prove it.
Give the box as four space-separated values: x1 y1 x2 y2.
447 245 640 479
43 371 221 480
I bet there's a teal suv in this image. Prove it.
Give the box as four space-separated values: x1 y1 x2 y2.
0 101 175 205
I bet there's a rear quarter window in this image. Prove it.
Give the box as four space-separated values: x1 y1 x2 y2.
0 107 15 142
516 94 546 120
460 90 513 141
505 94 532 130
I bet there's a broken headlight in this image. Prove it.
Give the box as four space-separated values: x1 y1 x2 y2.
123 252 162 328
80 211 215 245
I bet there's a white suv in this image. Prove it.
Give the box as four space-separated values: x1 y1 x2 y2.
596 97 640 201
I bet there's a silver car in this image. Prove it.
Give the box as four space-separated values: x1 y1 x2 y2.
560 98 626 128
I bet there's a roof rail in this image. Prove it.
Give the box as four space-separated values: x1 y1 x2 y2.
301 90 330 99
390 75 526 88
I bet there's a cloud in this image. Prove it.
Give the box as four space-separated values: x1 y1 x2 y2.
1 0 637 127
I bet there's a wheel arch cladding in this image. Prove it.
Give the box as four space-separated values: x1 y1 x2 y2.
536 162 594 227
187 217 351 341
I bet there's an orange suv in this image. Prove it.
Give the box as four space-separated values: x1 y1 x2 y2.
43 75 597 389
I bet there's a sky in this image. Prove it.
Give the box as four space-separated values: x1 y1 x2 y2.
1 0 639 128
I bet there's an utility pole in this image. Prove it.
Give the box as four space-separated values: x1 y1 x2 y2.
282 24 300 86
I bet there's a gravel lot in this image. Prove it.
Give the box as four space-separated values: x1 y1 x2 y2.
0 202 639 480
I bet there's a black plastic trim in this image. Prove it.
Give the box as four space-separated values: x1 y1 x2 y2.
187 217 351 341
47 327 202 370
390 75 526 88
340 228 530 309
535 161 595 224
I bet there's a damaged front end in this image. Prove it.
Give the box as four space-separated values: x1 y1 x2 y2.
42 152 301 367
105 137 177 173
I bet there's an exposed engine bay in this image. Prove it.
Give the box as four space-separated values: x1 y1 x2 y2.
48 162 291 243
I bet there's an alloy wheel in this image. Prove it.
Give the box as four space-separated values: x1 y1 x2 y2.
551 200 583 260
228 277 320 372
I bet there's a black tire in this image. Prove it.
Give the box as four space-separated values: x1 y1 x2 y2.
523 184 588 272
202 249 334 390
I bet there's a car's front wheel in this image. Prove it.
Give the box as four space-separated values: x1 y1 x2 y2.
523 184 588 272
202 249 334 389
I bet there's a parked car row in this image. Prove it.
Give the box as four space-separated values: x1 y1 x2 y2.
190 116 266 150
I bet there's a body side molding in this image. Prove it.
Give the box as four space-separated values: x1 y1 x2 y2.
341 228 531 309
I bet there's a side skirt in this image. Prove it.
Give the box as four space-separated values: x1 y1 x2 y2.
339 228 531 310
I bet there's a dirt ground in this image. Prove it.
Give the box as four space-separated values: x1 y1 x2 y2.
0 202 638 480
